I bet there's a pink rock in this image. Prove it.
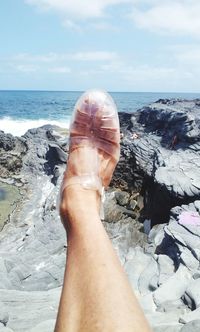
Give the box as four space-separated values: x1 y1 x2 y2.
178 211 200 226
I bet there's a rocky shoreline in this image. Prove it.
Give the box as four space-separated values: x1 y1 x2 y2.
1 99 200 331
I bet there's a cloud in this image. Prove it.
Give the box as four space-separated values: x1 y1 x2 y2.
12 51 118 63
176 47 200 64
13 52 59 63
3 50 200 91
25 0 200 38
15 64 39 73
73 51 118 61
48 66 71 73
78 59 196 92
90 22 118 31
12 50 192 86
100 55 200 88
130 0 200 38
1 51 118 79
165 43 200 72
62 19 82 32
101 61 177 81
25 0 130 19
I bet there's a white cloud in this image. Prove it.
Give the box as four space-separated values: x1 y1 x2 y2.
5 46 200 87
25 0 200 38
129 66 176 81
48 66 71 73
73 51 118 61
13 52 59 63
15 64 39 72
78 60 197 92
12 51 118 63
1 51 118 78
130 0 200 38
102 61 177 81
90 22 119 31
176 48 200 64
25 0 131 19
62 19 82 32
165 44 200 71
3 49 200 91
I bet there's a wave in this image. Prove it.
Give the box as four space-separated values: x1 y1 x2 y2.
0 117 70 137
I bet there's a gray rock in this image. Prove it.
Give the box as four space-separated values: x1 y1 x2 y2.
180 320 200 332
114 100 200 225
146 311 182 329
143 219 151 235
0 288 60 332
156 299 187 314
148 224 166 247
0 308 9 327
136 195 144 211
48 143 67 163
124 247 152 292
104 191 141 223
193 271 200 279
180 247 199 271
138 257 159 294
0 131 27 178
104 192 124 222
104 219 147 265
27 319 56 332
179 307 200 324
153 265 192 307
138 293 156 313
164 219 200 260
0 126 149 330
115 190 130 206
157 254 175 286
0 324 14 332
0 131 16 151
184 279 200 309
129 199 137 210
153 325 182 332
1 104 200 331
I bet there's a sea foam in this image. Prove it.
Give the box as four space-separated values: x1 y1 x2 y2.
0 117 70 137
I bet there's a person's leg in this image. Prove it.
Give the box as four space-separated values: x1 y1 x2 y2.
55 91 152 332
55 187 151 332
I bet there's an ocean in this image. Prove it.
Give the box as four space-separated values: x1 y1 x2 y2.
0 90 200 137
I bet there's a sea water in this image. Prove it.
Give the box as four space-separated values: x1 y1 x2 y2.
0 90 200 136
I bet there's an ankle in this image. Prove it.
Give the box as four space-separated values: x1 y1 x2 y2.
60 185 101 231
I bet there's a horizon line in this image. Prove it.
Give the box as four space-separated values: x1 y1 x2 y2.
0 89 200 94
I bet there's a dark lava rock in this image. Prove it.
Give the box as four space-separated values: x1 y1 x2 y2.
1 107 200 331
0 131 27 178
0 131 16 151
113 99 200 225
115 190 130 206
23 126 67 178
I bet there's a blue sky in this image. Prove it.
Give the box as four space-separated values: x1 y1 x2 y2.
0 0 200 92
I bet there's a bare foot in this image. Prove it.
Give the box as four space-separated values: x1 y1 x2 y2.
60 90 120 230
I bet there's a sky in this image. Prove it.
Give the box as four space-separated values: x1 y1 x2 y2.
0 0 200 92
